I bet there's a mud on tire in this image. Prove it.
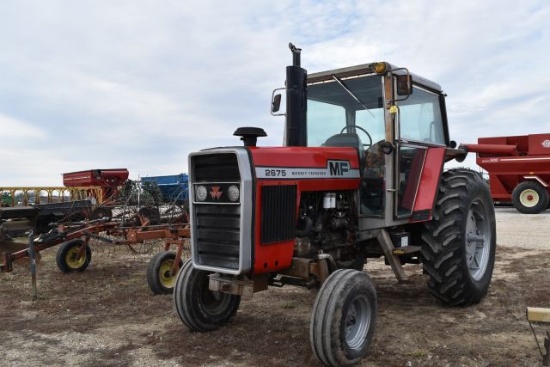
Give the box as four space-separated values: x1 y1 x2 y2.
420 168 496 306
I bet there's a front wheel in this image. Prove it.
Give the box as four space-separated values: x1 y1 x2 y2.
512 181 549 214
421 169 496 306
173 259 241 331
310 269 377 367
146 251 183 294
56 239 92 272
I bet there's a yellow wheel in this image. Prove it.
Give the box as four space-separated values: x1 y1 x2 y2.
56 239 92 272
146 251 183 294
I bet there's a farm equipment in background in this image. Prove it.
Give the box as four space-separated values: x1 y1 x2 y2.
0 216 190 294
63 168 130 220
463 134 550 214
173 44 497 367
141 173 189 204
1 170 191 295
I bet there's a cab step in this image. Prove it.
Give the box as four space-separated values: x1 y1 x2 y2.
392 246 421 256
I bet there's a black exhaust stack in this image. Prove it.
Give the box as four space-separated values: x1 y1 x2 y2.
285 43 307 147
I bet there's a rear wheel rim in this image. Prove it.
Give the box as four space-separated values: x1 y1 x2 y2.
465 199 491 280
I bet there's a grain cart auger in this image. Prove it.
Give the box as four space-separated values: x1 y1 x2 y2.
173 43 496 367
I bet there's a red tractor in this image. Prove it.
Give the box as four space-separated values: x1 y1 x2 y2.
173 44 496 366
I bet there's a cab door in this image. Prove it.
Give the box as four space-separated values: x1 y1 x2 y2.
394 84 447 220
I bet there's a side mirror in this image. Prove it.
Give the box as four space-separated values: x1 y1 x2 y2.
271 88 286 116
272 94 281 113
396 74 412 96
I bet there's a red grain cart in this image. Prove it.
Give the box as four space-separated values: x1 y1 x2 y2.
466 133 550 214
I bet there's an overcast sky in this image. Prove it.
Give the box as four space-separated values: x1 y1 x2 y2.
0 0 548 186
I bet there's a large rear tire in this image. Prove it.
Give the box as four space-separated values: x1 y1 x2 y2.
173 259 241 331
511 181 549 214
146 251 183 294
421 169 496 306
310 269 377 367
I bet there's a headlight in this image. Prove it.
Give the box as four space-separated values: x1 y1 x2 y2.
227 185 240 202
195 185 207 202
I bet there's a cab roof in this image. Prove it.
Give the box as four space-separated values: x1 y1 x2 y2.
307 62 443 94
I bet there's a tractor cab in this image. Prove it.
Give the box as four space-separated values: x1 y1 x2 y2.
273 45 451 231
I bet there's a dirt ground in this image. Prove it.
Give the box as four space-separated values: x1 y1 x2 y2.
1 207 549 367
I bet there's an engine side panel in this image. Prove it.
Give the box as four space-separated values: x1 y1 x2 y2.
250 146 361 274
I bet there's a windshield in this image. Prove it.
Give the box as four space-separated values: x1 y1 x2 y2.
307 75 385 147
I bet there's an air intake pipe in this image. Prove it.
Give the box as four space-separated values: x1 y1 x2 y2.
285 43 307 147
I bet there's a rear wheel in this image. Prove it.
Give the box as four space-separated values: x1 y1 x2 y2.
512 181 549 214
56 239 92 272
421 169 496 306
146 251 183 294
173 259 241 331
310 269 377 367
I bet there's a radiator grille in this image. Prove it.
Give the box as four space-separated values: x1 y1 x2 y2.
261 185 297 244
195 204 240 269
191 153 241 270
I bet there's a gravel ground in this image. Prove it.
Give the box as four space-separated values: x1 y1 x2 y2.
1 206 549 367
495 206 550 249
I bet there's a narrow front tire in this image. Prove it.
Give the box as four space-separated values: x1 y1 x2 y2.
310 269 377 367
173 259 241 331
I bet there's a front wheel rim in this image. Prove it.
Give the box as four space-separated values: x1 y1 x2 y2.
344 294 372 350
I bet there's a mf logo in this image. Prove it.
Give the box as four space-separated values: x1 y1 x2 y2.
542 140 550 148
328 160 350 176
209 186 223 200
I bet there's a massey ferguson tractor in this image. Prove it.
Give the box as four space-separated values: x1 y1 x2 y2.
173 44 496 366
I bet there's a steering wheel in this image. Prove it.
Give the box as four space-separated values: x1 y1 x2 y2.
340 125 372 149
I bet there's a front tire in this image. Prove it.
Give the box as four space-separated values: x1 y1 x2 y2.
421 169 496 306
310 269 377 367
511 181 549 214
146 251 183 294
173 259 241 331
56 239 92 272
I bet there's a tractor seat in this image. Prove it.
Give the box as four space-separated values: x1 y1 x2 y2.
324 132 365 162
324 133 363 150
